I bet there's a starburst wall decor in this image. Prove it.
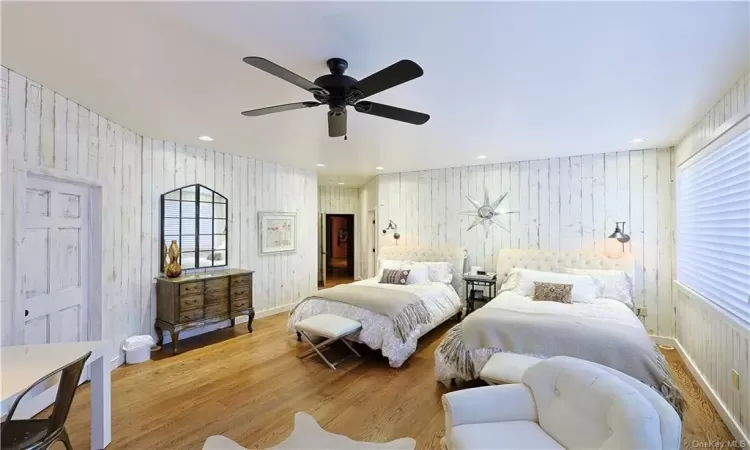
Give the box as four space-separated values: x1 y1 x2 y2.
460 187 518 236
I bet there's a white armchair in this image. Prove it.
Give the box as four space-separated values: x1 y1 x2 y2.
442 356 681 450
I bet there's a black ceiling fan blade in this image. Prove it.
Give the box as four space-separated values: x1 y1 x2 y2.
351 60 424 100
328 109 347 137
243 57 329 95
354 101 429 125
241 102 321 117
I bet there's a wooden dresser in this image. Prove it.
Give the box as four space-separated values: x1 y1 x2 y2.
154 269 254 354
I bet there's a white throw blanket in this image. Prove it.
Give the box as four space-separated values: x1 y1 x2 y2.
435 292 685 417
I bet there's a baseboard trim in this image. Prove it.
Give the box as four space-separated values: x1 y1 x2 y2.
673 339 749 444
650 335 677 347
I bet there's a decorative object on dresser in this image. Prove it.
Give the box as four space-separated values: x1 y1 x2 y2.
463 272 497 315
161 184 228 270
259 212 297 254
164 240 183 278
155 269 254 354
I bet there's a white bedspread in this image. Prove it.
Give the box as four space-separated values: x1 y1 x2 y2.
289 278 462 368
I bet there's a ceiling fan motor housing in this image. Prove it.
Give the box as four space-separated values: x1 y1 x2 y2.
313 58 361 108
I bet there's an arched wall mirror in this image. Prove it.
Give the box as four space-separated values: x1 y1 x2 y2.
161 184 228 270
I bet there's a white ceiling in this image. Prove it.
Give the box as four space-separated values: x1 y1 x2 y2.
3 2 749 187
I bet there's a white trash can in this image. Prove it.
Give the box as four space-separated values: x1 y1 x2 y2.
122 335 155 364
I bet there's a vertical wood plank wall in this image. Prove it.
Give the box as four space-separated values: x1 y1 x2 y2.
0 67 318 355
376 148 675 336
318 186 361 279
674 72 750 439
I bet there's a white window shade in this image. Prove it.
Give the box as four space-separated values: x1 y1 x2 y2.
677 126 750 323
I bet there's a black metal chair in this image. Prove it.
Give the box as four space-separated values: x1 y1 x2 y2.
1 351 91 450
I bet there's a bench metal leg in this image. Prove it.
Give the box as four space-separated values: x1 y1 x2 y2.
296 329 361 369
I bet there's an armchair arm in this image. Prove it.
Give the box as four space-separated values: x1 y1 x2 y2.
442 384 537 428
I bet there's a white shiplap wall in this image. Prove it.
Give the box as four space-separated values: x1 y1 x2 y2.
674 72 750 441
376 148 675 336
0 67 318 355
318 186 360 279
359 177 379 278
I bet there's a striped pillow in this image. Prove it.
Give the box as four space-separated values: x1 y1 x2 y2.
380 268 411 285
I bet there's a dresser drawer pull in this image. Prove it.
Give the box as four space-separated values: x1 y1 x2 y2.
231 288 250 298
180 282 204 295
179 309 203 322
180 295 204 310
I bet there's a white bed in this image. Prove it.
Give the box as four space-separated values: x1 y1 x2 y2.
289 246 466 368
435 249 652 384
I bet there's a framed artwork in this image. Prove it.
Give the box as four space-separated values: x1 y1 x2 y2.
259 212 297 255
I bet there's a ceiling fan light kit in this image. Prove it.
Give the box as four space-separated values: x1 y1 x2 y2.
241 56 430 138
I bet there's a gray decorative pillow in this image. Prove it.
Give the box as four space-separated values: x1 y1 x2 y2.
532 281 573 303
380 268 411 285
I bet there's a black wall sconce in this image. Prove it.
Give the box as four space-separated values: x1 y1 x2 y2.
382 220 400 240
608 221 631 251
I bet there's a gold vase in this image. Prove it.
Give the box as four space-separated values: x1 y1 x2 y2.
165 240 182 278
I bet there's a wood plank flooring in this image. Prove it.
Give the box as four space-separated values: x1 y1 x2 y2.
54 313 733 449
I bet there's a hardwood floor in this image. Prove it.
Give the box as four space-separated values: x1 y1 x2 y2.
55 313 733 449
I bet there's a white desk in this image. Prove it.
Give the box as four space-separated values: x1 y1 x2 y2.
1 341 112 449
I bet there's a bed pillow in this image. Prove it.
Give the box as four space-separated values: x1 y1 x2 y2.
376 260 410 279
500 268 597 304
532 282 573 303
380 268 410 285
561 268 634 309
422 262 454 284
402 263 431 285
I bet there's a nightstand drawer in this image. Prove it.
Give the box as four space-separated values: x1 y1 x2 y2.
179 294 204 311
205 277 229 292
179 282 204 296
179 308 203 322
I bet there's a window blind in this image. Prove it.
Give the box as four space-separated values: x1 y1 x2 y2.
677 127 750 323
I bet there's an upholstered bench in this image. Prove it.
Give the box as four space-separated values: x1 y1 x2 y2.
479 353 542 384
294 314 362 370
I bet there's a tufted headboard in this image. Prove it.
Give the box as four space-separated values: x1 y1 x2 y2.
378 246 468 294
496 249 634 289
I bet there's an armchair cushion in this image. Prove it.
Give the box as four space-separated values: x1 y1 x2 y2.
523 357 663 450
452 421 563 450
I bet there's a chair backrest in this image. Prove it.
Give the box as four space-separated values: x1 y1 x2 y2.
523 356 665 450
2 351 91 437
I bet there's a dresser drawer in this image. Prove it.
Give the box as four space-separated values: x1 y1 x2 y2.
179 282 204 296
230 287 250 299
231 298 250 311
204 290 228 305
205 303 229 317
205 277 229 292
179 294 204 311
230 275 251 287
179 308 203 322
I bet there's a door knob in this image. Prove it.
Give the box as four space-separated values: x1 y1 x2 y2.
25 310 29 317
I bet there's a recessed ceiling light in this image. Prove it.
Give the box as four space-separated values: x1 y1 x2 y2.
631 138 645 144
316 163 326 167
338 182 345 185
476 155 487 160
198 136 214 141
375 166 384 170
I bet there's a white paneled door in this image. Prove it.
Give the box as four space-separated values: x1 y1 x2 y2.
18 175 89 345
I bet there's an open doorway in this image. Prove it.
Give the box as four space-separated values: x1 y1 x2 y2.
324 214 355 287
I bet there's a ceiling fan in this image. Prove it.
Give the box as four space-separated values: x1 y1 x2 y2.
240 57 430 138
